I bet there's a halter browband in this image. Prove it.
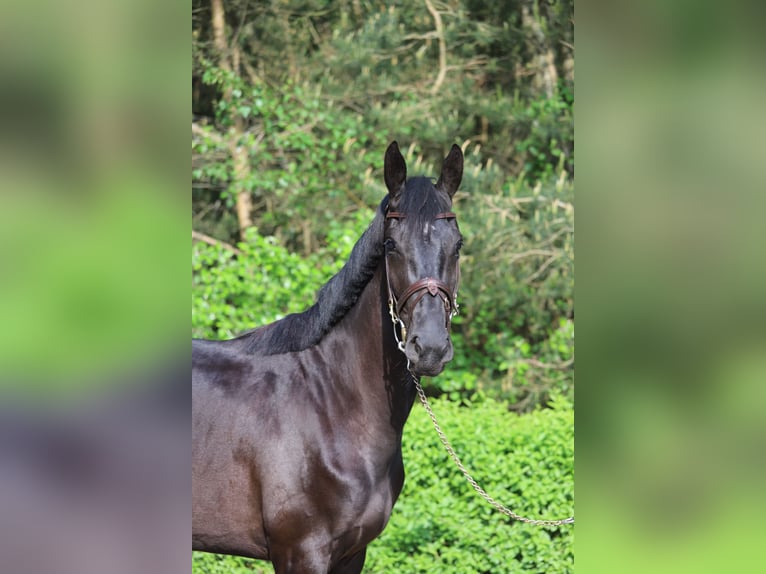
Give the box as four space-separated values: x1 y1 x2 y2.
384 211 459 351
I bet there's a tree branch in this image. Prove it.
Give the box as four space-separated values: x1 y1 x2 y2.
192 230 244 256
192 121 223 144
210 0 230 73
524 254 561 284
424 0 447 94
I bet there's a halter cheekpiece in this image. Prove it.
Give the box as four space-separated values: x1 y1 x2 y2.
384 211 459 353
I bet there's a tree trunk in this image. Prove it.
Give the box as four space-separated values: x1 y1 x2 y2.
210 0 253 240
521 3 559 98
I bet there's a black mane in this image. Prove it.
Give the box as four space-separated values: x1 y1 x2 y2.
236 199 388 355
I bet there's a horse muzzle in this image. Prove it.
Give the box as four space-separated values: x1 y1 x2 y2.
405 341 453 376
403 299 454 376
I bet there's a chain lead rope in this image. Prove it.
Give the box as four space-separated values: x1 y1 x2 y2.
412 378 574 526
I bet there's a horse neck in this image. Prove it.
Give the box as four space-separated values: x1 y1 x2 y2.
325 262 417 433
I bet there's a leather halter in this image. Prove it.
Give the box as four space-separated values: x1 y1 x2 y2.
384 211 459 351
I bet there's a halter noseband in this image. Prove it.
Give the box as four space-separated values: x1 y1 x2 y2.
384 211 459 352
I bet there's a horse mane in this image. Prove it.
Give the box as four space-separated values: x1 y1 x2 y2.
237 198 388 355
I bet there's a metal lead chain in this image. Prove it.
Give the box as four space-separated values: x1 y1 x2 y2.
413 378 574 527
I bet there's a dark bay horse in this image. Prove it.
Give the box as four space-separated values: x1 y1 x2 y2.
192 141 464 573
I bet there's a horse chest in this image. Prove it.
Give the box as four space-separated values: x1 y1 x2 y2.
323 472 400 553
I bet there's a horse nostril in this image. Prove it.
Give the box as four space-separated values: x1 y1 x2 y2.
411 336 422 356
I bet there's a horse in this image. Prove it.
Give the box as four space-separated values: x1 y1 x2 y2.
192 141 464 573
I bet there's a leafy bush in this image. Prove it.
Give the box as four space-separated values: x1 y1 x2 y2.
192 394 574 574
442 169 574 408
192 211 370 340
367 393 574 573
513 83 574 181
192 228 327 339
192 553 271 574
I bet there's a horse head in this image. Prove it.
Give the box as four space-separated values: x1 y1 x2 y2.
383 141 464 377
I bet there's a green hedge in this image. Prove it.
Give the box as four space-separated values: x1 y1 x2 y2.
368 393 574 573
193 394 574 573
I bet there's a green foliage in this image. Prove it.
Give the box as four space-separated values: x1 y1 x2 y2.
368 394 574 573
436 168 574 407
193 0 574 246
191 395 574 573
514 83 575 180
192 552 271 574
193 66 386 253
192 211 370 340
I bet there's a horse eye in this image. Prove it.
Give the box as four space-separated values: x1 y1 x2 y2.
384 238 397 253
455 239 464 255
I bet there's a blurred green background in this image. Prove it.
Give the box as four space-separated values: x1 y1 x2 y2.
576 0 766 572
0 0 188 391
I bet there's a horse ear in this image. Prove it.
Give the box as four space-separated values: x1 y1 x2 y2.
436 144 463 198
384 141 407 203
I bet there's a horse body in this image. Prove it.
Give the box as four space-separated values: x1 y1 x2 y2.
192 142 463 573
193 269 411 571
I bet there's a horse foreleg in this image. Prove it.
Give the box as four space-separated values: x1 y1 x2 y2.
329 548 367 574
270 543 367 574
270 539 331 574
